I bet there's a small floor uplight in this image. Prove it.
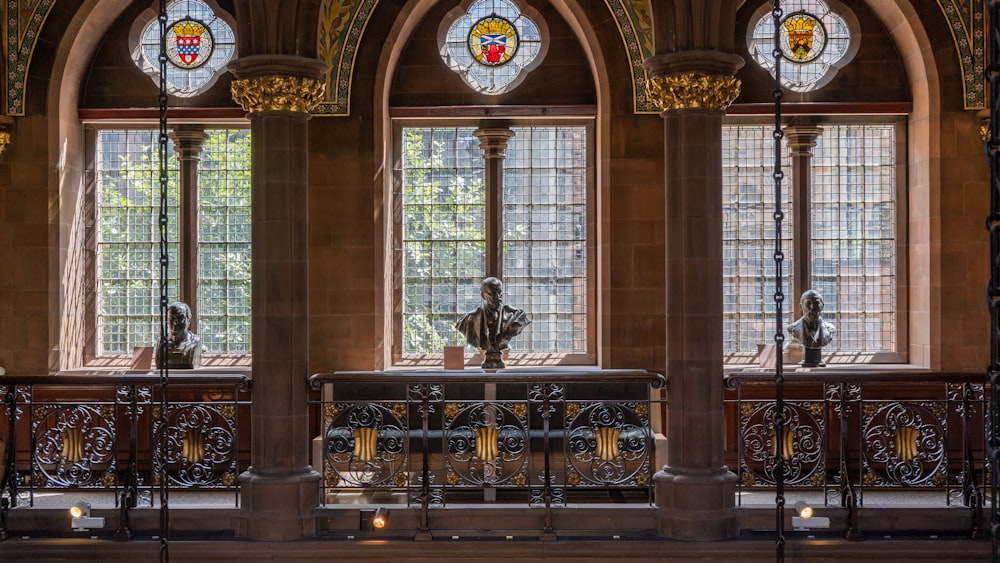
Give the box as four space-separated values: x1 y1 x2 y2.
372 507 389 529
792 500 829 530
69 502 105 531
794 500 814 519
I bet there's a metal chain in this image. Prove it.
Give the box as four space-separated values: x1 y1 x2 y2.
985 3 1000 561
771 1 786 561
157 0 170 560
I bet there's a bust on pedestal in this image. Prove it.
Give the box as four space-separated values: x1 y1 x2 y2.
156 301 202 369
454 277 530 369
785 289 836 367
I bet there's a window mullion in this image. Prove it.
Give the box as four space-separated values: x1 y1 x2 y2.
169 127 208 332
474 127 514 279
785 123 823 318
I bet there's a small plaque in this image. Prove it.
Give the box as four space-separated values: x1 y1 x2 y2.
131 346 154 370
757 343 777 368
443 346 466 370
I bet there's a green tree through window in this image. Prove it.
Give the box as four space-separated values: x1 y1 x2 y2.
95 128 251 357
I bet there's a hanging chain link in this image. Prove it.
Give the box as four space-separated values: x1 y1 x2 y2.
771 1 786 561
157 0 170 560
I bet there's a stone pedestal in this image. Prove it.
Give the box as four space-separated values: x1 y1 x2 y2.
236 469 322 540
654 468 737 539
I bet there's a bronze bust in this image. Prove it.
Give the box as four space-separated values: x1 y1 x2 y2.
786 289 836 367
156 301 202 369
455 277 531 369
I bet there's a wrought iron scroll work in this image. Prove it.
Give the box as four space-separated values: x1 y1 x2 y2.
115 385 140 540
0 385 18 541
986 2 1000 559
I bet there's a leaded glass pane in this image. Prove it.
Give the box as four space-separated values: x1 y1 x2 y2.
811 124 896 353
722 126 794 357
400 127 485 354
399 125 589 357
198 129 252 354
96 130 180 355
503 126 587 354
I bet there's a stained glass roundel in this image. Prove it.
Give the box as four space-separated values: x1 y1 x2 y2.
134 0 236 98
468 16 519 67
167 18 215 70
747 0 853 92
779 11 826 63
440 0 543 95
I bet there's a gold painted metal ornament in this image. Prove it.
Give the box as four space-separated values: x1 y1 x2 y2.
645 72 741 111
231 75 327 113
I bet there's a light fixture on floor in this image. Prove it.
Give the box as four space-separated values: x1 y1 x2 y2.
795 500 813 519
792 500 828 530
69 502 105 531
372 507 389 529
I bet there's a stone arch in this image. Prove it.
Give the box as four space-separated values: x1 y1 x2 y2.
369 0 621 366
647 0 944 368
859 1 943 369
43 2 134 370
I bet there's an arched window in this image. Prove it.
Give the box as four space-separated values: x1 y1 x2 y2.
91 127 252 361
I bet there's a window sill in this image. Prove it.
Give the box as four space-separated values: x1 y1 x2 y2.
54 365 253 378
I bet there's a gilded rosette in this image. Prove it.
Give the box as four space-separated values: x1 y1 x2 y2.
645 72 741 111
231 75 327 113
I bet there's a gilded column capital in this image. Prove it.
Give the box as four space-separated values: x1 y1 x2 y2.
645 72 741 112
230 75 326 114
0 115 14 155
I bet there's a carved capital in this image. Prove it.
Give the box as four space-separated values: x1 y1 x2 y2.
645 72 741 112
230 75 326 114
168 126 209 159
473 128 515 159
784 124 824 156
0 115 14 155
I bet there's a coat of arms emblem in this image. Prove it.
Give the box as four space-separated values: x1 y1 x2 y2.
780 12 825 63
168 19 214 69
468 16 518 67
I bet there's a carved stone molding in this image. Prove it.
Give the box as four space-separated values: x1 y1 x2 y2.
230 75 327 114
645 72 741 112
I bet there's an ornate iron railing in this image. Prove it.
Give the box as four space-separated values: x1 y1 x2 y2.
0 374 250 540
725 370 988 539
309 369 665 537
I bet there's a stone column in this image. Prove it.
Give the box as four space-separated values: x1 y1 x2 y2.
229 55 327 541
784 123 823 316
168 126 208 331
643 50 743 540
473 127 514 279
